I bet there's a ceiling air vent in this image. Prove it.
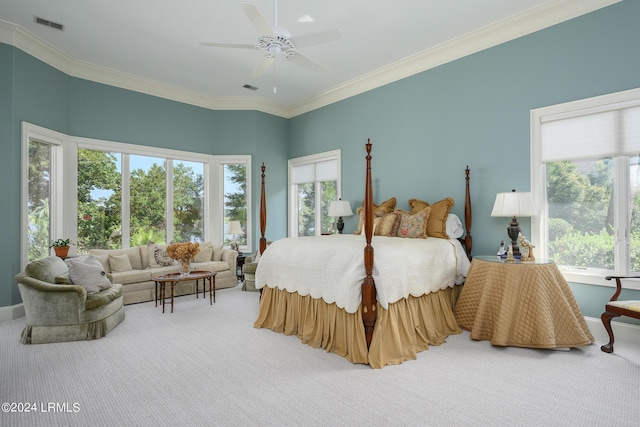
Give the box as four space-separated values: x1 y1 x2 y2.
34 16 64 31
243 84 258 91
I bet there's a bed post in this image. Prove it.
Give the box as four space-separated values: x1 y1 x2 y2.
362 140 376 349
259 162 267 255
463 166 472 260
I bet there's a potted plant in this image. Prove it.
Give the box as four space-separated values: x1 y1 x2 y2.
50 238 73 258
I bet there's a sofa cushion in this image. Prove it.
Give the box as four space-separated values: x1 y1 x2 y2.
85 283 123 310
107 269 153 285
109 254 133 272
213 244 224 261
68 255 112 295
194 242 214 262
26 256 69 283
192 261 231 273
91 247 143 270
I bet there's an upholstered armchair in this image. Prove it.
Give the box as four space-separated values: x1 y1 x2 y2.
16 256 125 344
242 252 260 292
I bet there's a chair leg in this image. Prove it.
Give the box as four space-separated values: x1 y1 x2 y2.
600 311 620 353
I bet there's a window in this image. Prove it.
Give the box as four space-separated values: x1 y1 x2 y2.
22 124 66 264
21 122 251 267
531 88 640 289
222 162 249 251
289 150 341 236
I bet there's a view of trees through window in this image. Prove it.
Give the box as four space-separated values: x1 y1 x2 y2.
77 149 206 252
224 163 247 247
27 140 52 261
297 181 336 236
546 158 640 271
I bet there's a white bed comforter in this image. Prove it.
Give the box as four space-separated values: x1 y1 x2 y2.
255 234 471 313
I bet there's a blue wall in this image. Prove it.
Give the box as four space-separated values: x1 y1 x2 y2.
1 0 639 322
289 0 640 322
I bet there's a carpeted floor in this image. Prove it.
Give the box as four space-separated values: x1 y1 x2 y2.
1 284 638 427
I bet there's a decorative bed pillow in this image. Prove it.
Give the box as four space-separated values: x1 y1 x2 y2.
446 213 464 238
408 197 454 239
353 197 397 234
109 254 133 272
374 212 401 236
395 207 431 238
68 255 112 295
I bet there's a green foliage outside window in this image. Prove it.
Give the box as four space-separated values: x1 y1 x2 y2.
546 159 640 271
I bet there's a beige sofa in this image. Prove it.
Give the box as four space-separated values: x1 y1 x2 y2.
90 242 238 305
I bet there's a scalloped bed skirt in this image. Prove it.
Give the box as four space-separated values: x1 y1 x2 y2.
254 285 463 369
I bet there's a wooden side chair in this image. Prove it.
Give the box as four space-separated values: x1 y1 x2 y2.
600 275 640 353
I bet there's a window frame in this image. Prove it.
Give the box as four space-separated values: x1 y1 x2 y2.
530 88 640 290
288 150 342 237
21 122 251 269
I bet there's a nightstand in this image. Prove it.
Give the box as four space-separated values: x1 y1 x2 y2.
454 255 594 349
236 253 246 281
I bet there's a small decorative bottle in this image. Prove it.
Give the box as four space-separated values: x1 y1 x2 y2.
497 240 506 259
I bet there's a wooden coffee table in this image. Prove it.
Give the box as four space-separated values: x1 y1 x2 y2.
153 270 217 313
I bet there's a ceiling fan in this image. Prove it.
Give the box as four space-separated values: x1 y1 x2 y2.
199 1 343 79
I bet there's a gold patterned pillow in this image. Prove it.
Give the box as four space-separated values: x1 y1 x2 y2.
353 197 397 234
374 212 401 236
408 198 454 239
395 207 431 238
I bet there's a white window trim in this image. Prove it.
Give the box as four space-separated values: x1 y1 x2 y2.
212 156 252 252
288 150 342 237
530 88 640 290
21 122 251 269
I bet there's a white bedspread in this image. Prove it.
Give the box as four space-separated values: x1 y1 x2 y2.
255 234 471 313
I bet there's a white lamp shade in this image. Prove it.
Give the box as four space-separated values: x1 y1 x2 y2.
491 191 536 217
328 200 353 217
227 220 243 235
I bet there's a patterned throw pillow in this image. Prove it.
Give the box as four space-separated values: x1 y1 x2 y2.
408 197 454 239
395 207 431 238
147 241 176 268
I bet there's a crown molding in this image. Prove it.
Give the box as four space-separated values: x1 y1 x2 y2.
0 0 621 119
287 0 621 117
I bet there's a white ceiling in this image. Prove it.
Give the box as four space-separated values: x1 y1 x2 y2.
0 0 618 117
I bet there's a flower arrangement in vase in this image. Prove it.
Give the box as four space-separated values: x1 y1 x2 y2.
166 242 200 275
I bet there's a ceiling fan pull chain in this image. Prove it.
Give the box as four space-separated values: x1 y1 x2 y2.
273 0 278 28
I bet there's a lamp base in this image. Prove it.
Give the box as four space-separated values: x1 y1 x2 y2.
507 216 521 258
336 217 344 234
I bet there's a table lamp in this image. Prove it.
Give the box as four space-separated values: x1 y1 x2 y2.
328 199 353 234
227 220 243 251
491 190 536 258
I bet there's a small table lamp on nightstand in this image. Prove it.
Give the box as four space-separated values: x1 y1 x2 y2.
491 189 536 258
328 199 353 234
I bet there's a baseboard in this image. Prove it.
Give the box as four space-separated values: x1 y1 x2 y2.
585 316 640 345
0 303 25 322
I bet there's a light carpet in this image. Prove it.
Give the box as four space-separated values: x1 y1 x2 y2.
1 285 638 427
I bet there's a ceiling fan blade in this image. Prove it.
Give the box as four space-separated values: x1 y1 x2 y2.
240 2 275 37
287 52 328 73
252 56 275 78
199 42 257 49
289 28 343 49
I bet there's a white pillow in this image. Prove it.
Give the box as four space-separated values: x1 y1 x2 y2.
68 255 112 295
446 214 464 239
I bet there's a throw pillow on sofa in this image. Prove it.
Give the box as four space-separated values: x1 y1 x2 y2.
194 242 213 262
26 256 69 283
109 254 133 272
147 241 176 268
68 255 112 294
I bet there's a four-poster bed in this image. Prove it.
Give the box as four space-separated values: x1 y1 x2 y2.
253 140 473 368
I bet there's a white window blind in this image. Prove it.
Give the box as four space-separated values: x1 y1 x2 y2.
540 103 640 162
291 159 338 184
